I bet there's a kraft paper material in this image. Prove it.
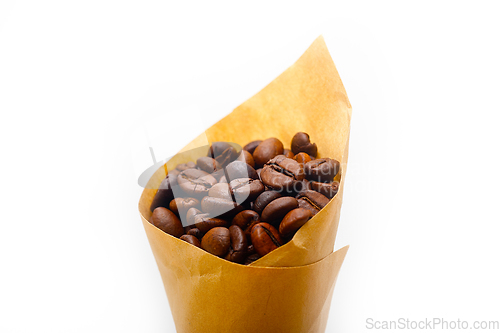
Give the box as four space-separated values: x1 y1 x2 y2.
138 36 352 332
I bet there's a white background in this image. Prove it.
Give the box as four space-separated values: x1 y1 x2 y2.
1 1 499 332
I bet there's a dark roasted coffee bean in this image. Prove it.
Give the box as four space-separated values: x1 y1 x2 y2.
196 156 222 174
187 228 202 239
216 146 239 167
207 142 233 158
210 169 225 182
294 152 312 165
169 197 199 218
253 191 282 214
149 170 180 212
177 169 217 196
297 198 319 216
243 140 262 155
180 234 201 247
293 179 312 193
261 197 299 225
256 168 263 181
279 208 312 238
186 207 203 226
245 253 261 265
201 227 231 257
260 155 304 192
232 210 260 230
310 180 339 199
251 223 282 257
247 244 255 255
283 149 294 159
291 132 317 157
225 160 258 181
296 190 330 213
304 158 340 183
208 183 233 201
236 150 255 168
225 225 247 263
229 178 265 204
176 161 197 171
253 138 284 168
194 215 229 234
201 196 238 218
150 207 184 238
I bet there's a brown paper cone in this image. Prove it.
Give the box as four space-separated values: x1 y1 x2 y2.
139 36 352 332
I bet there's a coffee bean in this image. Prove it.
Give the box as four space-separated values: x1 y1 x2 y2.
236 150 255 168
304 158 340 183
201 227 231 257
208 183 233 201
207 142 233 158
176 161 197 171
149 170 180 212
296 190 329 216
310 180 339 199
201 196 239 218
225 160 258 181
279 208 312 238
186 207 202 226
244 253 261 265
243 140 262 155
232 210 260 230
291 132 317 157
261 197 299 225
253 138 284 168
180 234 201 248
283 149 294 159
225 225 247 263
194 215 229 234
293 152 312 165
177 169 217 196
253 191 282 214
208 142 240 168
229 178 265 204
260 155 304 193
187 228 202 239
251 223 282 257
169 197 199 217
150 207 184 238
196 156 222 174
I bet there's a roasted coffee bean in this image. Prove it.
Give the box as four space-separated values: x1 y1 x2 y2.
207 142 233 158
247 244 255 255
196 156 222 174
180 234 201 248
253 138 284 168
177 169 217 196
251 223 282 257
260 155 304 192
291 132 317 157
187 228 202 239
186 207 203 226
194 215 229 234
201 196 239 218
219 175 227 183
279 208 312 238
256 168 263 181
310 180 339 199
236 150 255 168
201 227 231 257
243 140 262 155
245 253 261 265
253 191 282 214
232 210 260 230
150 207 185 238
304 158 340 183
293 179 312 193
283 149 294 159
169 197 199 218
297 198 319 216
294 152 312 165
230 178 265 204
210 169 226 182
225 160 258 181
216 146 239 167
208 183 233 201
296 190 329 216
225 225 247 263
176 161 197 171
149 170 180 212
261 197 299 225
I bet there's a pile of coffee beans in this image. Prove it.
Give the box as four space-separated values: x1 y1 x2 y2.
149 132 340 264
